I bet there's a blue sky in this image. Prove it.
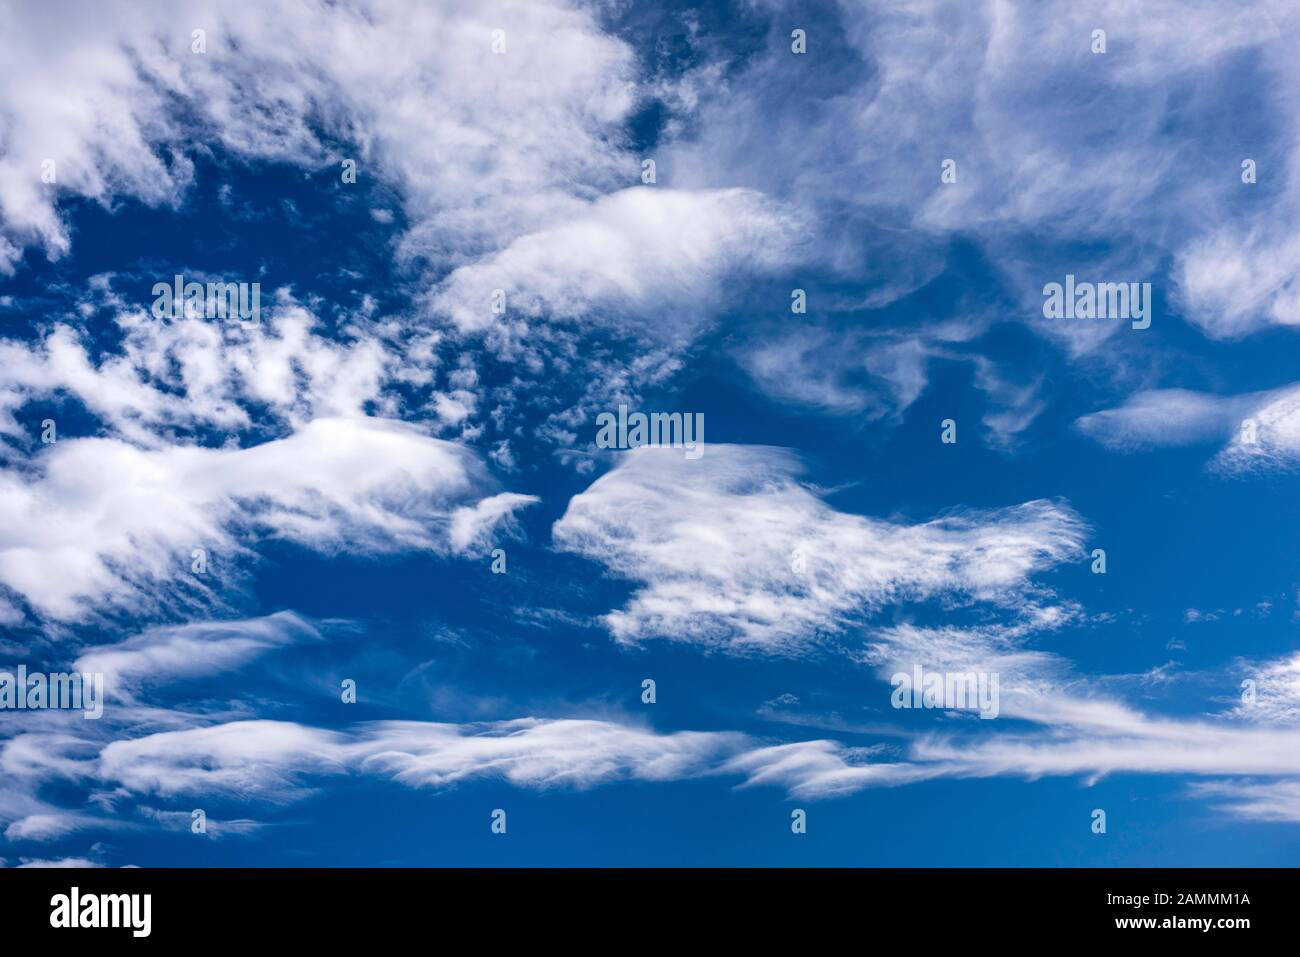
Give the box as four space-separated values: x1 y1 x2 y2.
1 0 1299 867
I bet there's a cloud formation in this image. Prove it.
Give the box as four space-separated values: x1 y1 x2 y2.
0 416 528 621
554 445 1085 653
1076 383 1300 472
0 0 640 276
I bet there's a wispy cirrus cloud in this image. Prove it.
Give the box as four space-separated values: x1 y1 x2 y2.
3 627 1298 835
57 698 1300 808
92 717 748 801
1076 383 1300 472
429 187 803 342
1189 779 1300 824
0 416 532 622
667 0 1300 346
73 611 320 702
553 444 1086 654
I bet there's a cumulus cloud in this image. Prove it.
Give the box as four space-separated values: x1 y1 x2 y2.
553 444 1085 653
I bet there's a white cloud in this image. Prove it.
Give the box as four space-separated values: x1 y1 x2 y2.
0 2 189 273
1190 779 1300 823
1076 383 1300 471
0 416 521 621
3 0 1298 848
0 2 808 454
357 718 747 791
449 493 540 553
666 0 1300 346
553 444 1086 653
1076 388 1255 451
74 702 1300 818
1231 652 1300 724
14 857 104 868
0 298 398 444
739 327 1044 446
90 716 751 800
0 750 104 843
4 813 101 842
913 717 1300 782
8 674 1300 826
97 720 348 801
1175 222 1300 339
1215 385 1300 472
429 187 802 341
739 329 878 415
137 806 265 839
73 612 320 702
0 0 640 276
721 740 942 799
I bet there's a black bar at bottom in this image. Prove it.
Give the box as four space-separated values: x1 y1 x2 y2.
0 867 1291 941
